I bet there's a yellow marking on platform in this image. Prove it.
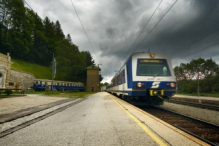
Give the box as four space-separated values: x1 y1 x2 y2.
158 96 163 99
112 96 210 146
110 96 167 146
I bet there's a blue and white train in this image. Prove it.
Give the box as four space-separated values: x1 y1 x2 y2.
33 79 84 91
106 52 176 105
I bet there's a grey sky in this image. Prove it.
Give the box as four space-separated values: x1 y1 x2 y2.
25 0 219 83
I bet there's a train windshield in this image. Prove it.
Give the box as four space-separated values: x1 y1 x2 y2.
137 59 171 76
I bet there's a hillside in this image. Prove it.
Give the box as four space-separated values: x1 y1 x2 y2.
11 59 52 79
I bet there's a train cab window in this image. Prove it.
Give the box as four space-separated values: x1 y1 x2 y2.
137 59 171 76
40 81 42 84
36 81 38 84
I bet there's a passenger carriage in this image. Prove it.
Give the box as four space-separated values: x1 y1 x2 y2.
106 52 176 105
33 79 84 91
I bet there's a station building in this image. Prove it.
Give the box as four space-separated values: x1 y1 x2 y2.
86 65 100 92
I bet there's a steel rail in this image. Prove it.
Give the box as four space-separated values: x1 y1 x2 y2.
142 106 219 146
164 99 219 111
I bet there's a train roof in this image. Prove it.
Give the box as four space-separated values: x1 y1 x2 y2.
125 52 170 64
34 79 83 84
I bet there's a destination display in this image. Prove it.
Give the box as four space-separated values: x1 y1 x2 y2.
139 59 164 63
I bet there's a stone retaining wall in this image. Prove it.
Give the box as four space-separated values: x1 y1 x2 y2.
0 52 35 90
9 69 35 90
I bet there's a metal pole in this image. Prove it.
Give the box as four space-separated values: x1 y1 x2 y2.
52 53 54 93
198 71 199 96
197 63 204 97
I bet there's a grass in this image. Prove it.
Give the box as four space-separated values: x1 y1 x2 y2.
11 59 52 79
0 91 96 98
41 91 97 98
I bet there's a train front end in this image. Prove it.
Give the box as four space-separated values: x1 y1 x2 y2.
128 52 176 104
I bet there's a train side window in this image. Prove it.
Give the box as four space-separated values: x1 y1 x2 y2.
127 66 129 76
40 81 42 84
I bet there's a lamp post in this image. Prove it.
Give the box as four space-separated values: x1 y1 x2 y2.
98 64 102 91
197 63 204 96
98 64 102 68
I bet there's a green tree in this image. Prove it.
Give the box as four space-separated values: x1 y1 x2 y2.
43 17 56 65
55 39 86 82
1 0 32 59
174 58 219 94
30 12 48 65
81 51 95 67
54 20 65 41
66 33 72 44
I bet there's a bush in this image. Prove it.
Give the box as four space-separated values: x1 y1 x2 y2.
4 89 12 96
73 89 79 92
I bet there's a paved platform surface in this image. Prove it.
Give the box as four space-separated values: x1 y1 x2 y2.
0 93 209 146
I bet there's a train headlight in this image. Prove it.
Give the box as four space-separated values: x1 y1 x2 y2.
137 82 142 87
170 83 175 87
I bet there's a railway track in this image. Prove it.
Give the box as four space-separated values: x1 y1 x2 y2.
164 99 219 111
142 106 219 146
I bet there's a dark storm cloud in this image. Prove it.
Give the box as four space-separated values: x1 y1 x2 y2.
25 0 219 82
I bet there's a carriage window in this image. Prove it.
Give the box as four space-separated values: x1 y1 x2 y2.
127 66 129 76
137 59 171 76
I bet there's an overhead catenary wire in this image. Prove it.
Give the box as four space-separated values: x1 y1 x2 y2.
131 0 178 54
114 0 163 73
172 40 219 62
171 28 219 57
69 0 98 61
113 0 177 76
123 0 163 60
23 0 33 10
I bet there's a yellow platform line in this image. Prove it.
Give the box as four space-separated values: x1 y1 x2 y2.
110 96 167 146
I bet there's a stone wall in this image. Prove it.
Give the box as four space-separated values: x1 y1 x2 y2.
0 53 12 89
9 69 35 90
0 52 35 90
86 75 99 92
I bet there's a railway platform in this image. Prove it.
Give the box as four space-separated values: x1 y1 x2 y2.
0 93 209 146
172 94 219 105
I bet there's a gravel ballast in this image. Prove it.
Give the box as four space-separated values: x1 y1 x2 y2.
159 102 219 125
